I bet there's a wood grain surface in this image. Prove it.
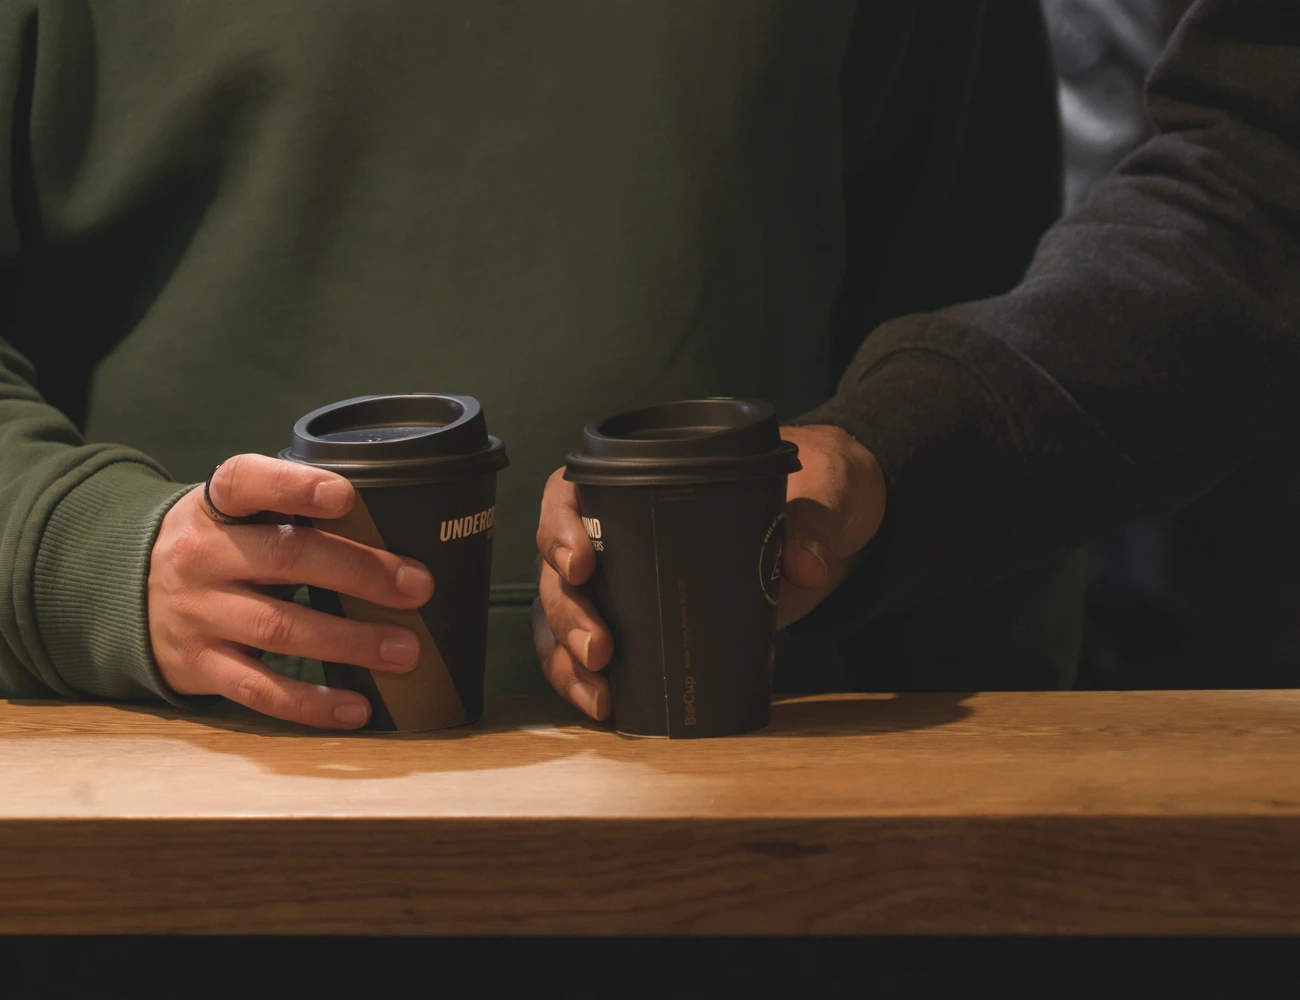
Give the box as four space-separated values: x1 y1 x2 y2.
3 690 1300 935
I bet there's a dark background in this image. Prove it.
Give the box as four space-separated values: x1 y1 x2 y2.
5 936 1299 997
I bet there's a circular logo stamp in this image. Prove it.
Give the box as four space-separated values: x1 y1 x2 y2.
759 511 785 606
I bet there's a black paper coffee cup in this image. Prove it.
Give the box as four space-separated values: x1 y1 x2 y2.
564 398 800 738
281 394 507 732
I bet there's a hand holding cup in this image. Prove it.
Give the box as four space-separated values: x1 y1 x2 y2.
534 419 885 725
148 453 434 730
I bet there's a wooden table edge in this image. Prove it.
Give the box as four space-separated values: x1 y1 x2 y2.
4 813 1300 936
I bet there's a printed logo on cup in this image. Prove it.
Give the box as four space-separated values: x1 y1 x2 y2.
582 515 604 552
439 505 496 542
758 511 785 606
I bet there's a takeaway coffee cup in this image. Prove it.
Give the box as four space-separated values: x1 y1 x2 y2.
281 393 507 732
564 398 800 738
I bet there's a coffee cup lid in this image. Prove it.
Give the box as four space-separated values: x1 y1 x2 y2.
280 394 507 485
563 398 800 487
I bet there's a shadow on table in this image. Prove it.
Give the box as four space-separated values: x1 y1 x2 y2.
762 692 974 737
2 696 593 780
193 694 601 778
2 692 974 782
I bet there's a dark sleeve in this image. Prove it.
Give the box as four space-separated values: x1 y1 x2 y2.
798 0 1300 627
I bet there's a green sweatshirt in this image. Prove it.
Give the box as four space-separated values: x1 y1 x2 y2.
0 0 1076 702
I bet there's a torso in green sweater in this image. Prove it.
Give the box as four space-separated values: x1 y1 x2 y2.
7 0 860 688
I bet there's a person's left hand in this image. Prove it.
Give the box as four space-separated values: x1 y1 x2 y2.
532 423 886 720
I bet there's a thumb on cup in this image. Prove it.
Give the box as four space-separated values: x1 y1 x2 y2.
783 499 836 590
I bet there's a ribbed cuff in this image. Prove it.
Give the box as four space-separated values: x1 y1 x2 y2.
32 462 201 705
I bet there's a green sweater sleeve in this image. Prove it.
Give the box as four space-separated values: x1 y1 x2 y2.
0 338 196 702
0 11 194 703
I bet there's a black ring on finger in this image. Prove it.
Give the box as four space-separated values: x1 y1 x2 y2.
203 462 261 526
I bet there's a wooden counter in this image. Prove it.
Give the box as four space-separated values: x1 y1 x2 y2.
3 690 1300 935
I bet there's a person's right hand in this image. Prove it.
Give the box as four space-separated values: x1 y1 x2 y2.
147 453 435 729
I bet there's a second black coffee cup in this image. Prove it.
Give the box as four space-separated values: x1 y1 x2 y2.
282 393 507 732
564 398 800 738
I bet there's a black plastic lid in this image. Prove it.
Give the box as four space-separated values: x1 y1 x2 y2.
280 394 507 485
564 398 800 487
